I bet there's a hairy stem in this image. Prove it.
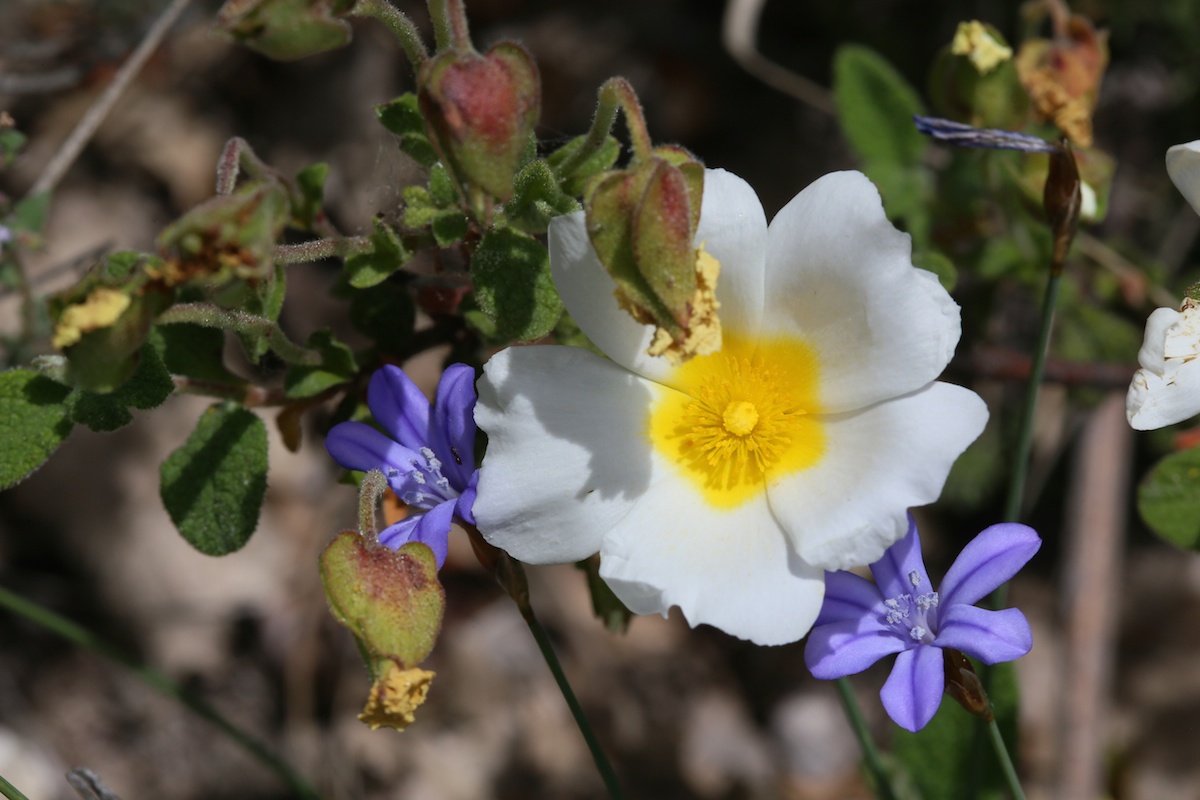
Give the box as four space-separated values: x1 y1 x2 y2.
555 78 625 180
427 0 471 52
273 236 371 265
156 303 322 366
350 0 428 71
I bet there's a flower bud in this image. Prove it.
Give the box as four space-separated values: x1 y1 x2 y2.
929 22 1027 130
943 647 993 720
1044 143 1082 274
584 147 718 364
215 0 352 61
418 42 540 202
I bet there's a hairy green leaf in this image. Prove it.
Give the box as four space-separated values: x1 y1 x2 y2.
160 402 268 556
0 369 73 490
1139 448 1200 550
470 227 562 341
833 45 927 168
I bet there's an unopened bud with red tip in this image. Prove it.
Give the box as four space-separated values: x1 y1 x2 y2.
418 42 540 203
584 144 718 365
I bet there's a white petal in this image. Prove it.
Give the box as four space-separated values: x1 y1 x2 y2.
696 168 768 336
548 168 768 384
548 212 672 384
761 171 961 412
1128 304 1200 430
1167 140 1200 218
598 478 825 646
473 345 664 564
767 381 988 571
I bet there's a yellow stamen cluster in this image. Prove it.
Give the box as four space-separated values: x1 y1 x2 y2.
645 247 723 365
649 334 825 508
358 663 435 732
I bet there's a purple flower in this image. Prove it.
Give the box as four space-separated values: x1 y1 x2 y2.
804 517 1040 732
325 364 479 568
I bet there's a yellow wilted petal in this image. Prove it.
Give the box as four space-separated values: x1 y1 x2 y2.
52 289 132 349
358 663 435 732
951 21 1013 75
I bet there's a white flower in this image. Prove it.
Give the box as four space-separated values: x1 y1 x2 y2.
473 169 988 645
1128 140 1200 430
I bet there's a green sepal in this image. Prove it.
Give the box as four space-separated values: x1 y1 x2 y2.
505 159 580 234
215 0 352 61
320 533 445 669
547 134 621 197
376 94 439 167
344 218 412 288
283 328 357 398
633 159 697 328
469 227 562 342
1139 448 1200 551
160 402 268 556
0 369 73 490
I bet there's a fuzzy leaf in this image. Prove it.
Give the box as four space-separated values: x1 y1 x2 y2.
321 533 445 668
547 134 621 197
470 227 562 341
350 281 415 356
833 45 927 168
0 369 73 490
1139 448 1200 550
283 328 357 398
345 219 411 288
66 343 174 432
160 402 268 556
376 94 438 167
151 324 238 384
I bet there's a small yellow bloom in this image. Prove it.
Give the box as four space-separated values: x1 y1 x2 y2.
951 21 1013 75
358 663 435 732
52 288 131 349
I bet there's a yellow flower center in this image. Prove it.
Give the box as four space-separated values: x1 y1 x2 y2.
648 331 825 508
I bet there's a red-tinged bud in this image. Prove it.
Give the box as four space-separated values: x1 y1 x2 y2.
215 0 352 61
320 531 446 671
419 42 540 202
584 147 716 364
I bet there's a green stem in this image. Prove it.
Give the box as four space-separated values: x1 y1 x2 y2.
156 303 322 366
517 600 627 800
0 585 321 800
987 718 1027 800
995 270 1062 606
350 0 428 71
273 236 371 265
215 137 280 196
555 78 624 179
835 678 898 800
605 77 653 161
0 774 30 800
427 0 471 52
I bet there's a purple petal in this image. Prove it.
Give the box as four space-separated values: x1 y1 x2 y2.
432 363 478 486
913 116 1061 153
938 523 1041 609
934 606 1032 665
815 570 884 626
805 619 908 679
367 365 431 451
379 501 454 568
869 516 933 599
455 470 479 526
880 645 945 732
325 420 420 474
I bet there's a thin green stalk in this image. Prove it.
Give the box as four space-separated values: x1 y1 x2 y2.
554 79 623 179
835 678 898 800
351 0 428 71
427 0 471 52
0 585 321 800
0 774 30 800
996 271 1062 606
156 303 322 366
274 236 371 265
518 604 627 800
358 468 389 538
987 718 1027 800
